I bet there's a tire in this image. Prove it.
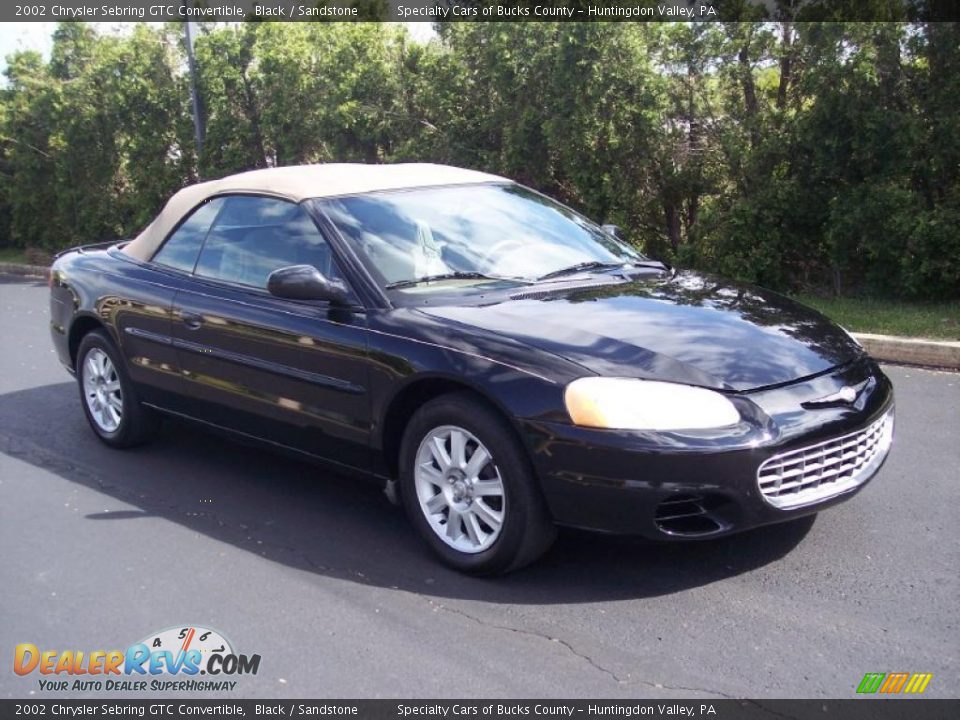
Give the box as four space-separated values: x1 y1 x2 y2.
399 392 556 575
76 329 157 448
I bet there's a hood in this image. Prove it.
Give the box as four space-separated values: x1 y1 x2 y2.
417 271 862 392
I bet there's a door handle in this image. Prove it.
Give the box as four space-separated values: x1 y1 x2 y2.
180 312 203 330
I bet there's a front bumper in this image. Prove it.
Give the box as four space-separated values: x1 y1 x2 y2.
520 358 894 539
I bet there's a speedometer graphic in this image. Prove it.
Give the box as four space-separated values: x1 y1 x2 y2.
137 625 234 671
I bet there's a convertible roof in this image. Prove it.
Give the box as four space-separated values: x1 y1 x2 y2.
123 163 507 261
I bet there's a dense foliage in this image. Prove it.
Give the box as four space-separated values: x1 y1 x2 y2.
1 21 957 299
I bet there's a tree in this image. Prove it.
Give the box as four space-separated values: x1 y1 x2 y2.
0 20 956 300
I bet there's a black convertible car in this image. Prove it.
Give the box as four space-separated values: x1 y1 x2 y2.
49 163 894 574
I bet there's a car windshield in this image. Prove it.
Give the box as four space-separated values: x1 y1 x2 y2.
315 183 646 291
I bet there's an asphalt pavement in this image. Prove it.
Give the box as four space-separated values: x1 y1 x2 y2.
0 274 956 699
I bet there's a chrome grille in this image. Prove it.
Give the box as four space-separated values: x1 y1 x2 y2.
758 409 894 509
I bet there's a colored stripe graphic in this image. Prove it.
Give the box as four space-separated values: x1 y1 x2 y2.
858 672 933 694
857 673 885 694
903 673 933 694
880 672 910 693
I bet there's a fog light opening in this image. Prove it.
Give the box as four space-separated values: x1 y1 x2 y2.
654 494 730 537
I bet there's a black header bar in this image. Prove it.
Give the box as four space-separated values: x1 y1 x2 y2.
3 1 959 23
1 700 959 720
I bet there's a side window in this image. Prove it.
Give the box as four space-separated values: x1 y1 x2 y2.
194 196 348 292
152 198 225 272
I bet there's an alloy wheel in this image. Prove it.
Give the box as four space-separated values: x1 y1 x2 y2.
414 425 506 554
82 348 123 433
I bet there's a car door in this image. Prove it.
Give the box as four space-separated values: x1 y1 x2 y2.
117 196 229 408
170 194 372 472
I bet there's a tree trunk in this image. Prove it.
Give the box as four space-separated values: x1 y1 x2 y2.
738 36 760 147
686 61 702 244
686 195 700 242
664 201 682 253
777 22 793 110
242 72 268 168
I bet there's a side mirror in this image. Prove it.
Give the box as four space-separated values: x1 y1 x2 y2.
601 224 623 240
267 265 350 305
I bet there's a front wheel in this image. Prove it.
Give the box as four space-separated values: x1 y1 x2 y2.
399 392 556 575
76 329 157 448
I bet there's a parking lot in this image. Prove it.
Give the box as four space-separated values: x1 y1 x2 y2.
0 274 956 699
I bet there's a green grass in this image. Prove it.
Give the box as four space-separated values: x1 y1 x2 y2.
0 248 28 264
793 294 960 341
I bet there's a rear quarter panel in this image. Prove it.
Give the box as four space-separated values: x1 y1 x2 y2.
50 247 184 402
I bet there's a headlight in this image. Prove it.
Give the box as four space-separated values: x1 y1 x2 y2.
564 377 741 431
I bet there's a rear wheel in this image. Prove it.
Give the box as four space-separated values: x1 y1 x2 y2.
76 329 157 448
399 392 555 575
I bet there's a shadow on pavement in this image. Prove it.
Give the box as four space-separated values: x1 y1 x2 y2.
1 382 814 604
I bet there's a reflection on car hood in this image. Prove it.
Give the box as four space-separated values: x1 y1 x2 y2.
417 271 863 392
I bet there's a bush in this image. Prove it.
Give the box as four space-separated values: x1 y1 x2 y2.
0 21 957 301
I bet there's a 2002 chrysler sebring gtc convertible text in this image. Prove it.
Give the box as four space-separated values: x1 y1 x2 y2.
49 163 895 574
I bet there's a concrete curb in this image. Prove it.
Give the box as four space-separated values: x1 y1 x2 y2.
0 262 49 279
0 262 957 370
853 333 960 371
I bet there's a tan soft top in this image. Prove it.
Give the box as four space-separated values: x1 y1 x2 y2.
123 162 507 261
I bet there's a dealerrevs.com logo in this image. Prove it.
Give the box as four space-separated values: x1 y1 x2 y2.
13 626 261 693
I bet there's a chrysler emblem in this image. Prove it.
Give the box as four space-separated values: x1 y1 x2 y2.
802 378 872 408
836 386 859 403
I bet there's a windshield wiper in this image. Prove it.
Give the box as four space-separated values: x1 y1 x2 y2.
385 272 527 290
536 261 627 281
